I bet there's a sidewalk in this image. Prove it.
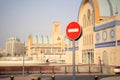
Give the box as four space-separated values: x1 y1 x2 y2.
0 74 51 80
101 76 120 80
0 76 31 80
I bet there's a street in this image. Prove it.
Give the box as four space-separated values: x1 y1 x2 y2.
55 74 120 80
0 74 120 80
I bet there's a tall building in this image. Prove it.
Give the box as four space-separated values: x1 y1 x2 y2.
78 0 120 66
6 37 25 56
26 22 66 62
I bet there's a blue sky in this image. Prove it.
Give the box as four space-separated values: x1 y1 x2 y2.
0 0 82 48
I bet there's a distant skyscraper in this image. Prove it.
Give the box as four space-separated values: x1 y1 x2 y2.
6 37 24 56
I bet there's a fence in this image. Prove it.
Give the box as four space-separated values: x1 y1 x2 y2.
0 64 115 75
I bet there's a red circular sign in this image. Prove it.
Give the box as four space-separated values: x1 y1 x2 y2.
66 22 81 40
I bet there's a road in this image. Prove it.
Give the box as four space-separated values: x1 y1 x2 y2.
55 74 120 80
0 74 120 80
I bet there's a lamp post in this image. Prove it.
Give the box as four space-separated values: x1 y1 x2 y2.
22 42 25 77
22 51 25 77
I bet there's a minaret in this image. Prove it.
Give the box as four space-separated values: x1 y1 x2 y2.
52 21 61 44
27 34 32 55
52 21 60 34
28 34 33 46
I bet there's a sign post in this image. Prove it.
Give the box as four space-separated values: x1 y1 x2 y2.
66 22 82 80
72 40 75 80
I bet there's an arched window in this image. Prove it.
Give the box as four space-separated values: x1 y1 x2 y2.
87 9 91 26
92 12 95 25
90 12 92 26
83 14 86 28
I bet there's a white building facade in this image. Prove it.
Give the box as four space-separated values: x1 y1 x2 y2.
6 37 24 56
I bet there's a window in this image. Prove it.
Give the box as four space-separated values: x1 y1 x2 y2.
110 28 115 40
87 9 91 26
82 49 94 64
92 12 94 25
102 30 107 41
87 9 90 20
83 14 86 28
96 32 100 42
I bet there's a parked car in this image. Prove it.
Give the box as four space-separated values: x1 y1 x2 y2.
49 59 57 63
114 66 120 74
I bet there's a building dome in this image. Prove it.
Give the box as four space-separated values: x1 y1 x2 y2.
32 35 52 44
78 0 120 24
98 0 120 16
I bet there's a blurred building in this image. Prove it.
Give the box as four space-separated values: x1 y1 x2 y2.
78 0 120 66
0 49 6 56
6 37 25 56
26 22 66 62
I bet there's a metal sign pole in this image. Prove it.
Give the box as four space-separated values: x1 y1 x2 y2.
66 21 81 80
23 43 25 77
23 52 24 77
72 40 75 80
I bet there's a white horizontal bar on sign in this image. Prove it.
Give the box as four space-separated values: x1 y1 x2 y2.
68 28 79 32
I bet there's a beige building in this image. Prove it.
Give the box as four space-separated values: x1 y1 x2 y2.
78 0 120 66
65 38 79 64
6 37 25 56
26 22 66 62
26 0 120 66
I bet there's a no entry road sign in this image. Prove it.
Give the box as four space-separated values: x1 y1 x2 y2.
66 22 81 40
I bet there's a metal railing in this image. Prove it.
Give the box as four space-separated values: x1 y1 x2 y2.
0 64 115 75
